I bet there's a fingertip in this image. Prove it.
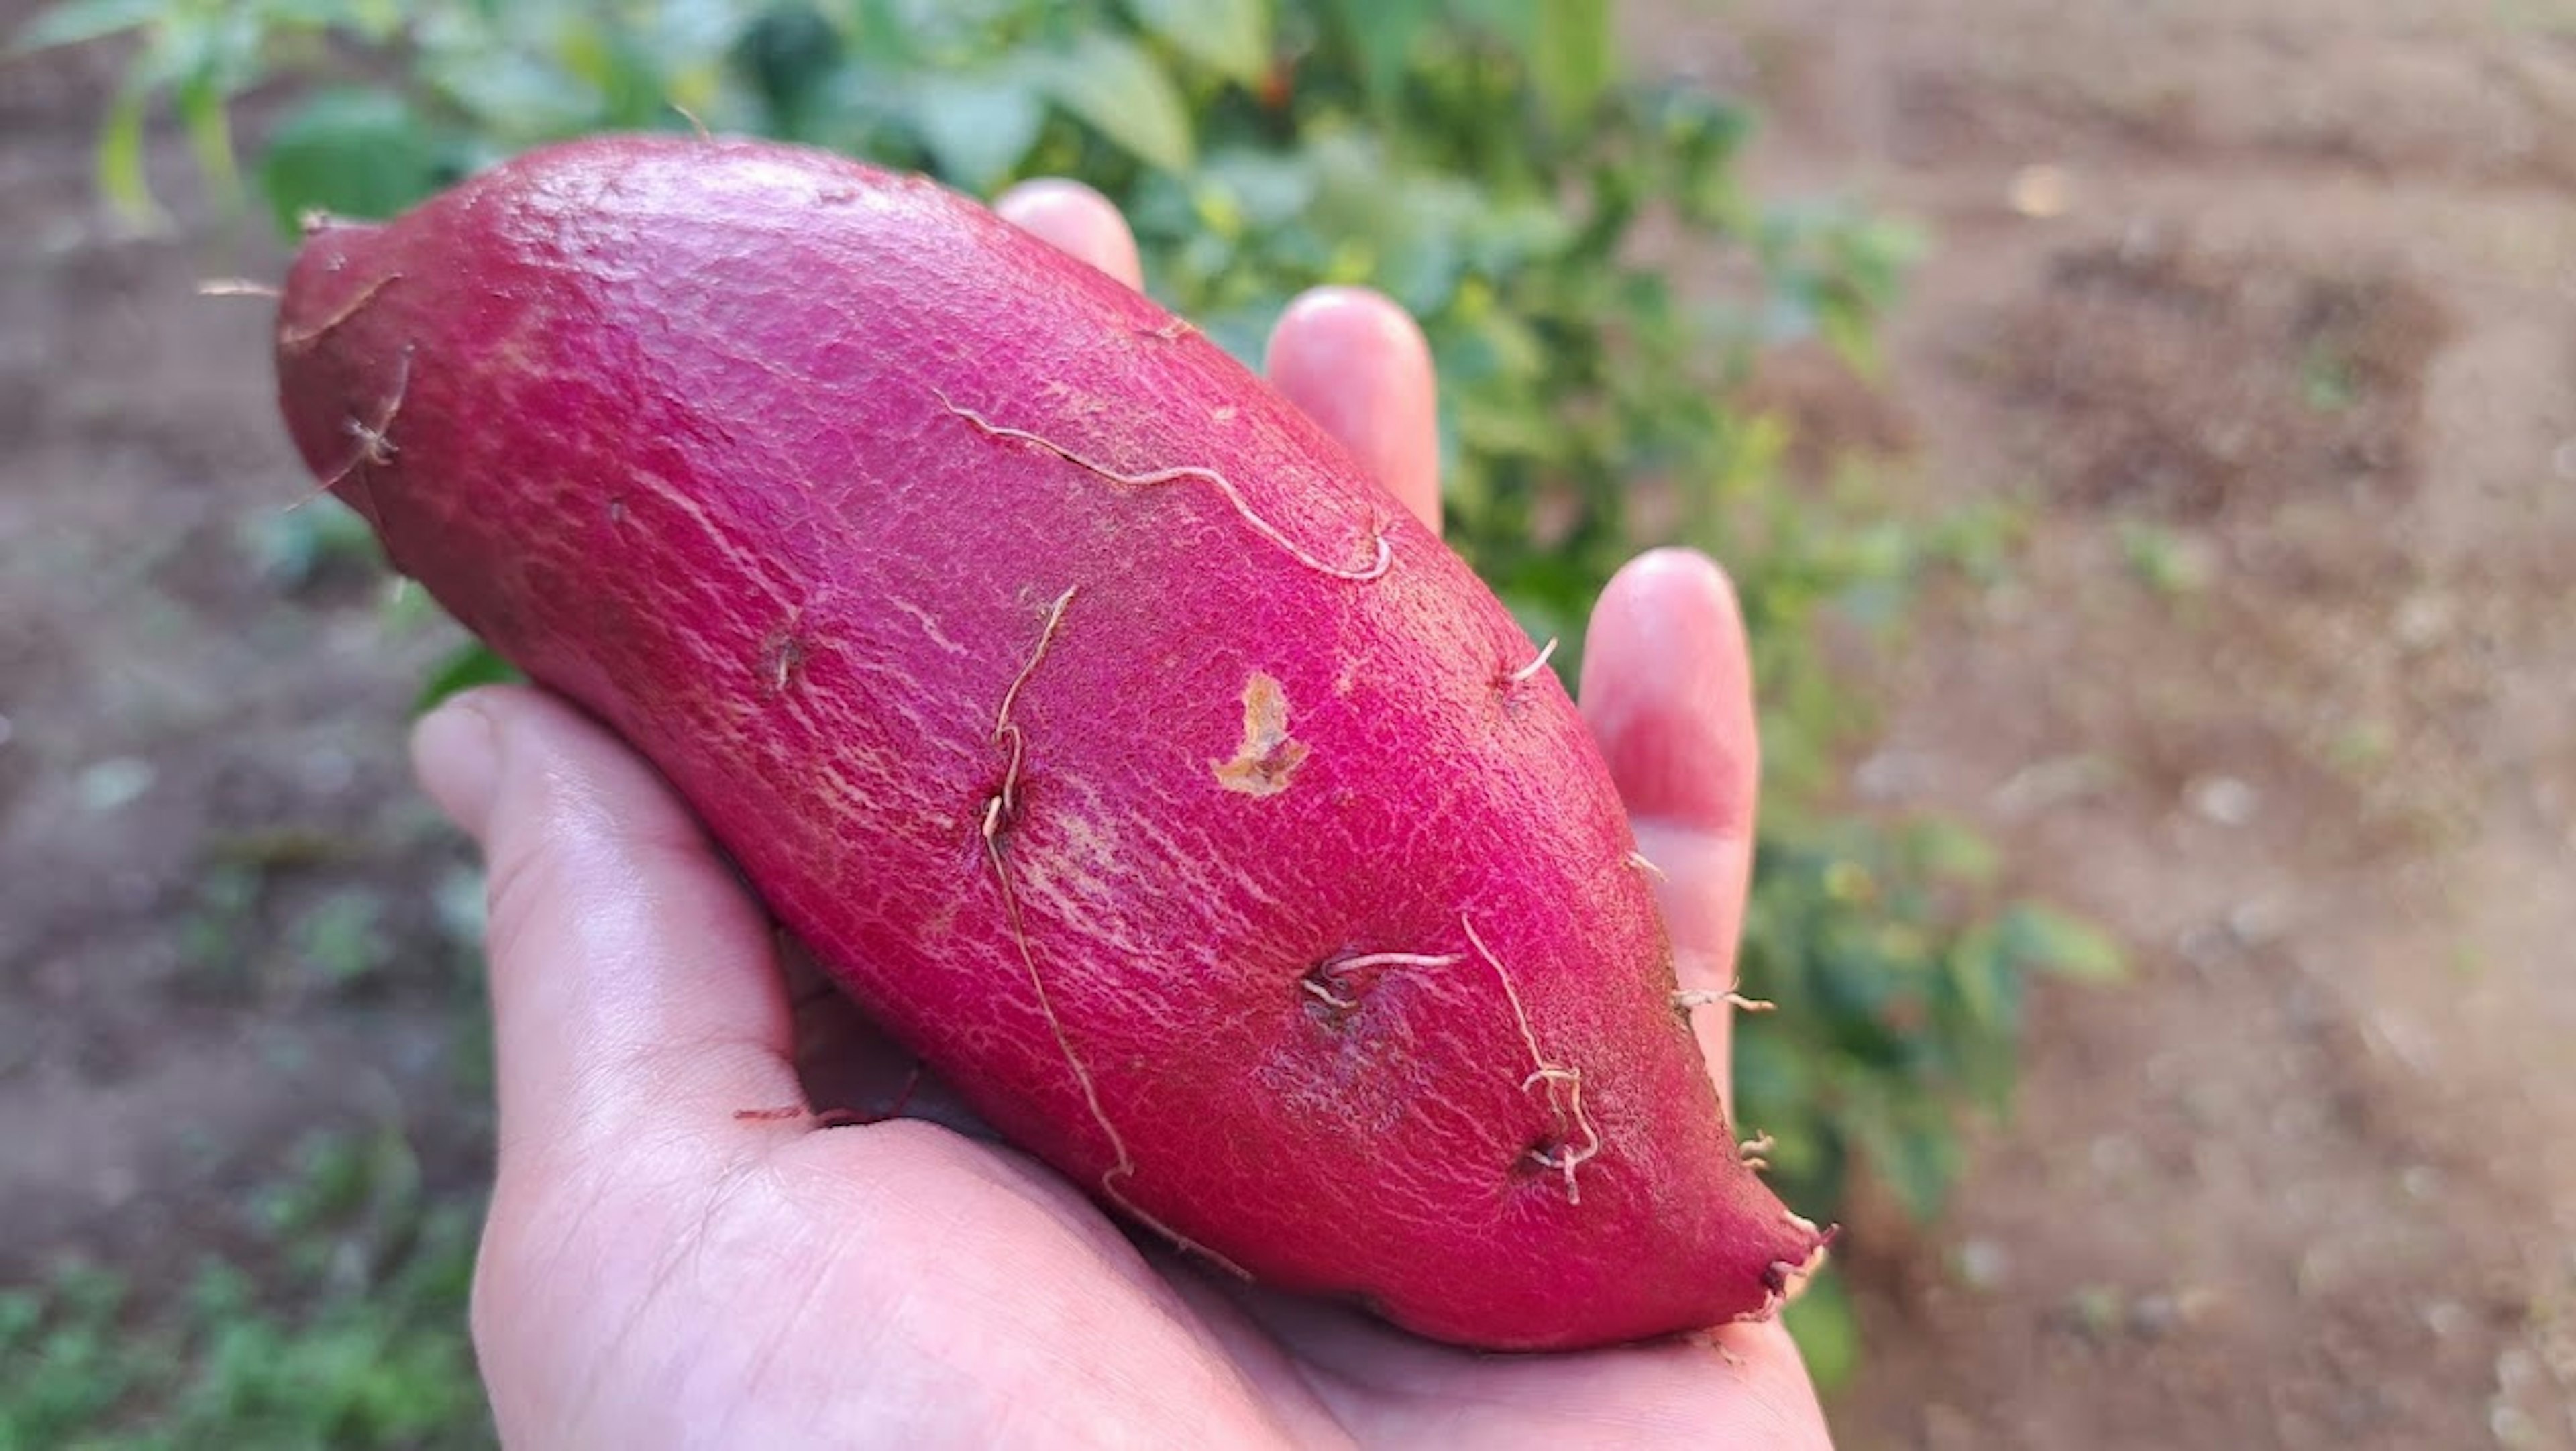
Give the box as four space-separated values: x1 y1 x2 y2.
995 178 1144 290
411 690 502 839
1266 286 1442 531
1578 548 1758 834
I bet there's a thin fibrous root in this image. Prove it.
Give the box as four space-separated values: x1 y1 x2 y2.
1731 1233 1835 1324
989 586 1076 827
1299 976 1358 1012
1333 950 1464 974
1672 987 1776 1014
278 271 402 354
1503 637 1559 687
291 347 414 540
975 590 1251 1282
197 278 282 299
1737 1130 1776 1171
1462 914 1602 1205
1303 949 1462 1014
1626 850 1669 882
936 390 1391 583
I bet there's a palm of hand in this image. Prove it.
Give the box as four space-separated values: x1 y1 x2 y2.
420 184 1827 1448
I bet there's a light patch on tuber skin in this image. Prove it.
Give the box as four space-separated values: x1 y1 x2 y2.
977 586 1249 1280
936 390 1393 583
1463 914 1603 1206
1212 671 1311 798
888 596 968 657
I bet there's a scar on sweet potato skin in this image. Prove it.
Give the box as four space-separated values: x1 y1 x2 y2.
1214 671 1310 797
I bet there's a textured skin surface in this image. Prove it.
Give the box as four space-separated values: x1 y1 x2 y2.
272 136 1823 1351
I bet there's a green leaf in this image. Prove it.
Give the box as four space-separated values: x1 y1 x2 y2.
1320 0 1432 105
733 1 845 127
1532 0 1615 125
1124 0 1271 87
1849 1094 1961 1222
1197 146 1320 228
11 0 160 53
906 70 1046 189
1782 1267 1861 1393
175 73 241 212
2000 904 2129 983
1041 32 1195 173
1909 818 2001 885
1452 0 1538 51
1946 922 2007 1030
415 642 521 715
97 76 163 227
258 87 443 237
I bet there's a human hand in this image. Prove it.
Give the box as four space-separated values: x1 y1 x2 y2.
413 180 1831 1448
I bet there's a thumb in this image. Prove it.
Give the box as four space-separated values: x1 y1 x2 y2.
414 686 805 1180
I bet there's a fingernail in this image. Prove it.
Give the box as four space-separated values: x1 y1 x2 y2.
413 694 502 838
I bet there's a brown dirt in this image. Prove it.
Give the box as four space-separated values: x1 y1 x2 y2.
0 9 490 1298
1631 1 2576 1445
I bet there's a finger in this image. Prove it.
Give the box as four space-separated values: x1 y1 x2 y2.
412 686 804 1179
994 178 1144 290
1265 286 1442 532
1578 549 1760 1099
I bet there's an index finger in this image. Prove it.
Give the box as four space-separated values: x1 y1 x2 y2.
994 178 1145 290
1578 549 1761 1099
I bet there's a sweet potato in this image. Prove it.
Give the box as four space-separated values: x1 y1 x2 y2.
272 135 1825 1351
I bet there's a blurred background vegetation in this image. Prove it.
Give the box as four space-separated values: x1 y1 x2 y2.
7 0 2124 1441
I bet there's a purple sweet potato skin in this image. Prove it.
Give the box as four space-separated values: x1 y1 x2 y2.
272 136 1822 1351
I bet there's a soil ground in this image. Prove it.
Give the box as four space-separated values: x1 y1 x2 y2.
1634 1 2576 1444
4 1 2571 1447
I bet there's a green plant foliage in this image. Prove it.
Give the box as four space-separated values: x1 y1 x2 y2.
1780 1265 1860 1393
258 87 451 234
414 638 523 714
27 0 2128 1393
0 1130 488 1450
